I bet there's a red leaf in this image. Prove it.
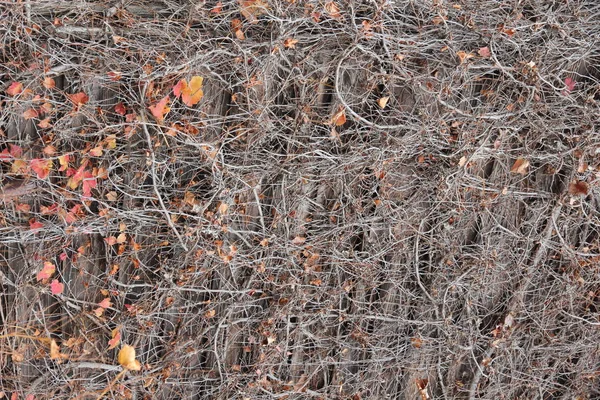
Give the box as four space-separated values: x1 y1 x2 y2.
148 95 171 121
69 92 89 106
108 328 121 349
98 298 111 309
59 252 68 261
0 144 22 161
568 180 588 196
105 236 118 246
564 77 576 92
82 176 97 197
114 102 127 116
6 82 24 96
30 158 53 179
29 218 44 231
10 144 23 158
173 80 186 98
50 279 64 295
37 262 56 281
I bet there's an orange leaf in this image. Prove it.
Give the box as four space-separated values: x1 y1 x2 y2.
211 1 223 13
239 0 269 23
69 92 89 107
38 118 52 128
43 77 56 89
23 108 39 120
510 158 529 175
6 82 23 96
283 38 299 48
148 95 171 121
181 76 204 107
30 158 53 179
331 107 346 126
108 328 121 349
37 262 56 281
457 50 474 63
50 279 64 295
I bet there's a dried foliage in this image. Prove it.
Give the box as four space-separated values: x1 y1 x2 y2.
1 1 600 399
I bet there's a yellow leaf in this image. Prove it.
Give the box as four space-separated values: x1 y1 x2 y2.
181 76 204 107
118 345 141 371
377 96 389 109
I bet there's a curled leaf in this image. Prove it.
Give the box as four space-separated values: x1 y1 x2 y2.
510 158 529 175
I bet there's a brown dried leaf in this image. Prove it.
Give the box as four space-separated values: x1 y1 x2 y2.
325 1 341 19
569 180 589 196
292 236 306 245
510 158 529 175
